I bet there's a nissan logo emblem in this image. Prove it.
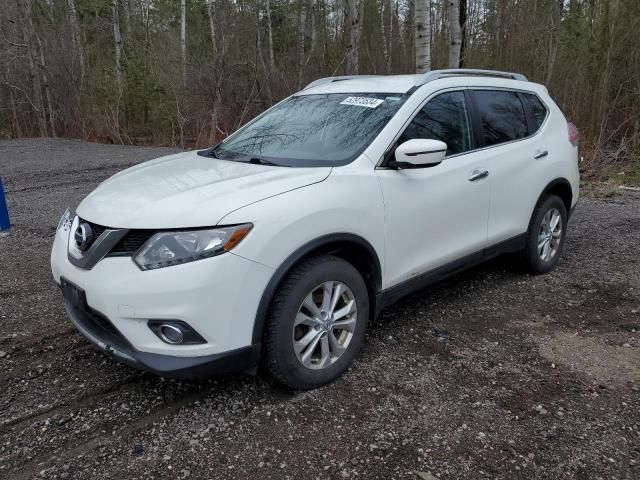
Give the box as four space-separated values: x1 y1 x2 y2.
74 222 93 251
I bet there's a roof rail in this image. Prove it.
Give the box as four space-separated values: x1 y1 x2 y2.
303 75 379 90
416 69 528 87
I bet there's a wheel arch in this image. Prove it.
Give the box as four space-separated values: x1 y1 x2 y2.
252 233 382 345
536 178 573 216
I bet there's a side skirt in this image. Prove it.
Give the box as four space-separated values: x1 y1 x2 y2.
376 234 526 313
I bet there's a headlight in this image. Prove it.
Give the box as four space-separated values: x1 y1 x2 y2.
57 208 72 232
133 224 253 270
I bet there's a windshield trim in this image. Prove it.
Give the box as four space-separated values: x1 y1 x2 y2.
198 92 408 168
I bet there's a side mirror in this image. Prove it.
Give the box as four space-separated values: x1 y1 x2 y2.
392 139 447 169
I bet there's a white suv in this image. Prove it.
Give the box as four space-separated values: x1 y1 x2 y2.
51 69 580 389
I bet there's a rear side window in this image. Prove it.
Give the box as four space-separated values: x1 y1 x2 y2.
522 93 548 133
398 91 472 156
472 90 528 147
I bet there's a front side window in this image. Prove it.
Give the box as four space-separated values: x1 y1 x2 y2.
472 90 528 147
398 91 472 156
212 93 407 167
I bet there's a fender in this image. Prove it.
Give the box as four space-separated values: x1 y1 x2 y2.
251 233 382 345
535 178 574 218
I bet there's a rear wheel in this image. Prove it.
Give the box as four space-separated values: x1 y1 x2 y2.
263 255 369 390
522 194 568 274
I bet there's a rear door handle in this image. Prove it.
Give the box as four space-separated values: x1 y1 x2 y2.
534 150 549 160
468 169 489 182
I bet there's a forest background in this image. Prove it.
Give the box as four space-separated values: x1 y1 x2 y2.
1 0 639 182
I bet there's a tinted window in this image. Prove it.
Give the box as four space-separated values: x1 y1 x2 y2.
214 93 407 167
398 91 472 156
522 93 548 133
473 90 528 147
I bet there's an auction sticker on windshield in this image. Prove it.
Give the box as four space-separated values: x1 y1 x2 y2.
340 97 385 108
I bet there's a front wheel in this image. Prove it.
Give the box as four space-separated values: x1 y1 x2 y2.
522 194 568 274
263 255 369 390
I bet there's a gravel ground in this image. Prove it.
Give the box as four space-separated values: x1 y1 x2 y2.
0 138 639 480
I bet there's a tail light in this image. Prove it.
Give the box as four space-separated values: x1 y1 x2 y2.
568 122 579 147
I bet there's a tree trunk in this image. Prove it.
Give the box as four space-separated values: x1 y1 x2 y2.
297 0 306 88
35 33 56 136
123 0 132 37
459 0 467 67
448 0 461 68
206 0 216 54
111 0 123 92
181 0 187 88
347 0 363 74
266 0 275 69
415 0 431 73
381 0 394 74
6 65 23 137
17 0 47 136
306 0 318 65
387 0 393 73
66 0 85 87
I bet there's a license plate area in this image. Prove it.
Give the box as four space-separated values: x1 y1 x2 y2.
60 277 87 309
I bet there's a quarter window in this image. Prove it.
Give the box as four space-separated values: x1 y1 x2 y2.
522 93 548 134
472 90 528 147
398 91 472 156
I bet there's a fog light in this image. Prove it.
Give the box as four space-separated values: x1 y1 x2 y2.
147 320 206 345
159 324 184 344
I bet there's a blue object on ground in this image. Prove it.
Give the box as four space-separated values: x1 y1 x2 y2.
0 177 11 231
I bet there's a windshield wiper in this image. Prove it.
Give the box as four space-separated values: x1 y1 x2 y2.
248 157 282 166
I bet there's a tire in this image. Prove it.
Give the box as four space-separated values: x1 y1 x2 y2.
263 255 369 390
522 194 568 274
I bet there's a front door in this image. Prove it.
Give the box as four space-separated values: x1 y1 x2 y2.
376 90 490 289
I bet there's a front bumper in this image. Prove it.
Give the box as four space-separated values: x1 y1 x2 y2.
63 298 260 378
51 222 274 375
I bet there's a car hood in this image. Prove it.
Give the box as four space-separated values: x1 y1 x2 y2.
76 151 332 228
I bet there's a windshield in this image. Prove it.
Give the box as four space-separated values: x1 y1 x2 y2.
210 93 408 167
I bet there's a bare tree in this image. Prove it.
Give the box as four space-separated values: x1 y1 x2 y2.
380 0 393 74
66 0 84 88
297 0 306 88
206 0 216 54
35 33 55 136
265 0 275 69
111 0 123 91
415 0 431 73
347 0 363 74
17 0 47 136
181 0 187 88
459 0 467 66
448 0 462 68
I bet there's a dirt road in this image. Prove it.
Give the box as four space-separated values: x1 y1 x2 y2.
0 139 638 479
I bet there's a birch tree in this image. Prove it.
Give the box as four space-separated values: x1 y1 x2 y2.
415 0 431 73
297 0 306 88
111 0 123 91
265 0 275 69
448 0 462 68
346 0 363 74
66 0 84 88
181 0 187 88
206 0 216 54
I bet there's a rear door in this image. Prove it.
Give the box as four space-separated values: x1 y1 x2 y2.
376 90 491 288
468 89 549 245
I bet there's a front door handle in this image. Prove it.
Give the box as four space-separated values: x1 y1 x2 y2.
534 150 549 160
468 169 489 182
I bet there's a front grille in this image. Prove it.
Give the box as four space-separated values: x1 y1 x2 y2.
78 218 156 257
108 230 156 256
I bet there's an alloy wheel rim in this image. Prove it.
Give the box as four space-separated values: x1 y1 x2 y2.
292 281 357 370
538 208 563 262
